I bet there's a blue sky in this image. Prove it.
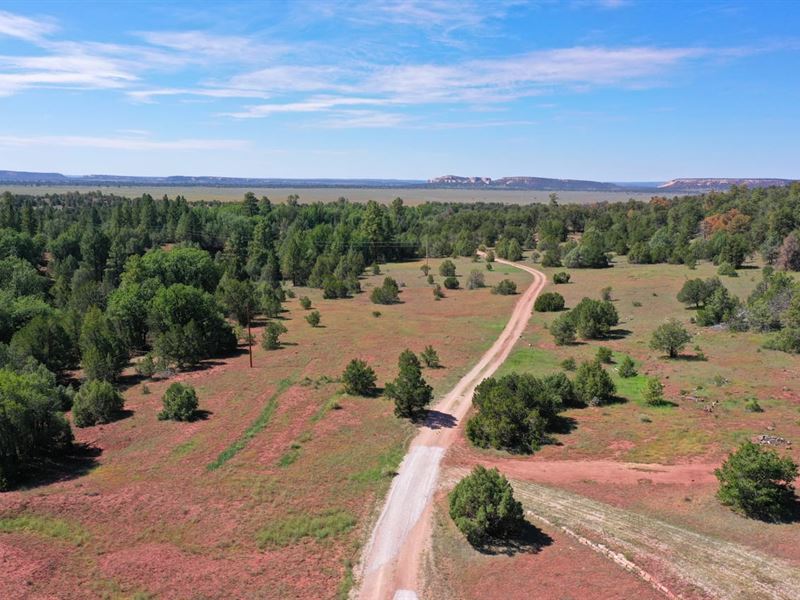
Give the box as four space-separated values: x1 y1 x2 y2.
0 0 798 180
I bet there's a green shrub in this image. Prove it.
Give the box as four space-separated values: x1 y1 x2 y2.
299 296 312 310
550 313 576 345
571 297 619 339
764 328 800 353
135 353 158 378
617 355 637 378
542 250 561 267
596 346 613 364
561 357 576 371
158 383 199 421
717 262 739 277
715 441 798 521
420 345 441 368
439 259 457 277
466 373 570 453
370 277 401 304
433 284 445 299
305 310 321 327
574 361 615 406
643 377 665 406
342 359 377 396
553 272 570 284
72 380 124 427
744 397 764 413
443 276 460 290
322 277 351 299
449 466 525 546
533 292 565 312
262 321 287 350
491 279 517 295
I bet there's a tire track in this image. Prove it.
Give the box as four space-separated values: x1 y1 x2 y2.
510 479 800 600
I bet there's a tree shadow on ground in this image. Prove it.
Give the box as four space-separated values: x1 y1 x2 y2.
671 354 709 362
117 371 147 392
548 415 578 435
21 442 101 490
474 521 554 556
605 328 633 340
650 399 679 408
424 410 457 430
602 395 628 406
193 409 213 421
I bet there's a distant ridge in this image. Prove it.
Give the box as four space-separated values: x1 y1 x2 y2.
0 170 795 192
428 174 624 191
658 178 796 191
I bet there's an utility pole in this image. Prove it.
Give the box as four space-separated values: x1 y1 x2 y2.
425 237 429 269
247 305 253 368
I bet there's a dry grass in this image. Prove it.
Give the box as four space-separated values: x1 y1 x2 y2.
0 256 531 599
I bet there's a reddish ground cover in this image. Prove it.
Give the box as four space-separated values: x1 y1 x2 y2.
0 258 530 599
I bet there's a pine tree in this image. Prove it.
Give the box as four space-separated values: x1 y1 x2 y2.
386 349 433 419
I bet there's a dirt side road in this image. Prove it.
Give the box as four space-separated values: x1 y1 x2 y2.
356 259 546 600
507 478 800 600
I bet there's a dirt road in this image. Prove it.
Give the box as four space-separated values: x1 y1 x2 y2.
507 478 800 600
356 258 546 600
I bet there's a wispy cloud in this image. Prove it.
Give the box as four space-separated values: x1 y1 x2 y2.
314 110 408 128
223 96 394 118
0 10 57 41
0 52 138 96
135 30 289 63
219 45 713 123
0 134 248 151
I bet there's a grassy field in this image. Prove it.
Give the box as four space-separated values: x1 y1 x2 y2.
0 257 530 600
431 255 800 599
494 257 800 465
1 184 659 205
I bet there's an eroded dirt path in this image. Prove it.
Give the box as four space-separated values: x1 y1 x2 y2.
356 259 546 600
504 478 800 600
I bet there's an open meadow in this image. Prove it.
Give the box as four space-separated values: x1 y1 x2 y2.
0 258 530 600
430 256 800 599
0 185 659 206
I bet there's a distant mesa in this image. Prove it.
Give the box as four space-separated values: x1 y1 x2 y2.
430 175 797 192
0 169 795 193
429 175 627 191
658 178 797 191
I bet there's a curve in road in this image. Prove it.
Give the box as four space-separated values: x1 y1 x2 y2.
356 258 546 600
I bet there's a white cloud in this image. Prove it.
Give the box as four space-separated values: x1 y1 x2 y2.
224 96 393 118
136 30 288 63
367 46 706 104
314 110 408 128
127 87 272 103
0 10 57 41
0 52 138 96
0 135 248 151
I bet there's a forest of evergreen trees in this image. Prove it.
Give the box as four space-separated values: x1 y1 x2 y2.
2 183 800 489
